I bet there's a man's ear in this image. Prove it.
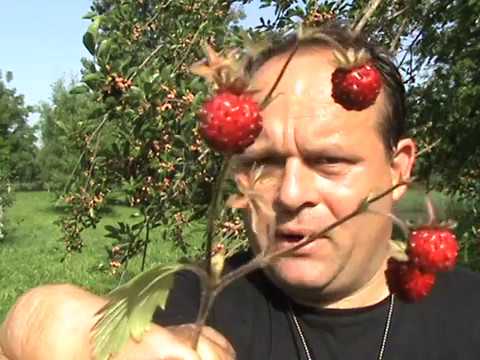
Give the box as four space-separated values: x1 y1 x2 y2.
391 138 416 201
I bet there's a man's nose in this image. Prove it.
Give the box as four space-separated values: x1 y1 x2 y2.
275 157 319 212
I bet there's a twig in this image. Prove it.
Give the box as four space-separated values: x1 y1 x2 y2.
63 114 109 195
171 0 219 76
127 45 164 81
389 17 409 52
367 209 410 240
388 6 409 21
144 0 174 28
260 41 299 109
416 138 441 158
204 157 232 275
398 29 422 67
141 216 150 272
352 0 383 37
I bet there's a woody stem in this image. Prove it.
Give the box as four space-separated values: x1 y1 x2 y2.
260 41 299 109
352 0 383 37
205 156 232 275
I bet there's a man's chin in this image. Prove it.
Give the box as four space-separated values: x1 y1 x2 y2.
265 257 333 293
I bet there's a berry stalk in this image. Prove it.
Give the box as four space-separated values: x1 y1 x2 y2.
204 156 232 275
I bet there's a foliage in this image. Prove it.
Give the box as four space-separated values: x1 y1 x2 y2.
61 0 246 269
92 263 183 360
0 191 201 323
58 0 479 271
0 170 14 241
37 79 101 194
0 71 39 187
406 0 480 256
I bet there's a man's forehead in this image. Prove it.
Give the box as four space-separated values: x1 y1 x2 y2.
247 47 388 154
251 47 336 99
239 129 360 160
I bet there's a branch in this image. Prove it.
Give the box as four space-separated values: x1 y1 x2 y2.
352 0 383 37
260 41 299 109
204 157 232 275
63 114 108 195
388 6 409 21
127 44 164 81
416 138 440 158
389 16 408 53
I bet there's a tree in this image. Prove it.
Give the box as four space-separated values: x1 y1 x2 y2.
37 79 101 194
62 0 480 270
0 71 39 187
61 0 246 266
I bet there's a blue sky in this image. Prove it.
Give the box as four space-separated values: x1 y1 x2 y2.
0 1 274 112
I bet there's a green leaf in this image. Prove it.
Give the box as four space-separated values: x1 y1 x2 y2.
84 73 105 89
69 84 90 95
96 39 113 63
83 16 102 55
83 31 96 56
91 263 185 360
82 11 97 20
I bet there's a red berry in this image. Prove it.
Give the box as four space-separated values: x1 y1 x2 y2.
331 63 382 111
386 259 436 302
409 226 459 272
199 91 262 154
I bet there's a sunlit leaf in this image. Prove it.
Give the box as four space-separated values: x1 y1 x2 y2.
91 263 185 360
69 84 90 95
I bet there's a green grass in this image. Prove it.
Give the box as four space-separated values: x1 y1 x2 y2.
0 191 194 322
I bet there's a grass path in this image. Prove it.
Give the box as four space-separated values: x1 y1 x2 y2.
0 191 183 321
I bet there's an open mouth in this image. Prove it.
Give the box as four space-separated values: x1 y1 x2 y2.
275 231 308 243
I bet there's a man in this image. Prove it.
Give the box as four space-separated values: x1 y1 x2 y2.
2 24 480 360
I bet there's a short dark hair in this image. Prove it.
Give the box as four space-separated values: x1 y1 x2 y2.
247 22 406 156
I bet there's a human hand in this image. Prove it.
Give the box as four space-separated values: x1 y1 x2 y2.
0 285 234 360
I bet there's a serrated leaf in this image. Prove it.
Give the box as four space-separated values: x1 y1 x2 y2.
91 263 185 360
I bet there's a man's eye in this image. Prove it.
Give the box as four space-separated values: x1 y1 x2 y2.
236 157 283 170
257 157 284 166
311 157 345 165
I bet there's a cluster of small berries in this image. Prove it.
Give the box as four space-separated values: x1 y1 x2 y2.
386 226 459 302
112 75 133 93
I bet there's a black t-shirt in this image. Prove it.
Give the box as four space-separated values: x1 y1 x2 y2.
154 253 480 359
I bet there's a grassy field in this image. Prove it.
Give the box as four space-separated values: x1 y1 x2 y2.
0 189 474 322
0 191 193 321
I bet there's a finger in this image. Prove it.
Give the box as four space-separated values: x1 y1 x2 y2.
166 324 198 347
196 330 235 360
166 325 235 359
115 325 200 360
0 344 12 360
200 327 235 358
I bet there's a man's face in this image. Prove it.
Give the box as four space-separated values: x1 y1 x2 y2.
234 48 414 304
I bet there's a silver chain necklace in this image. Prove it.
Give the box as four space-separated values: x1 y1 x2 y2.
287 294 395 360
